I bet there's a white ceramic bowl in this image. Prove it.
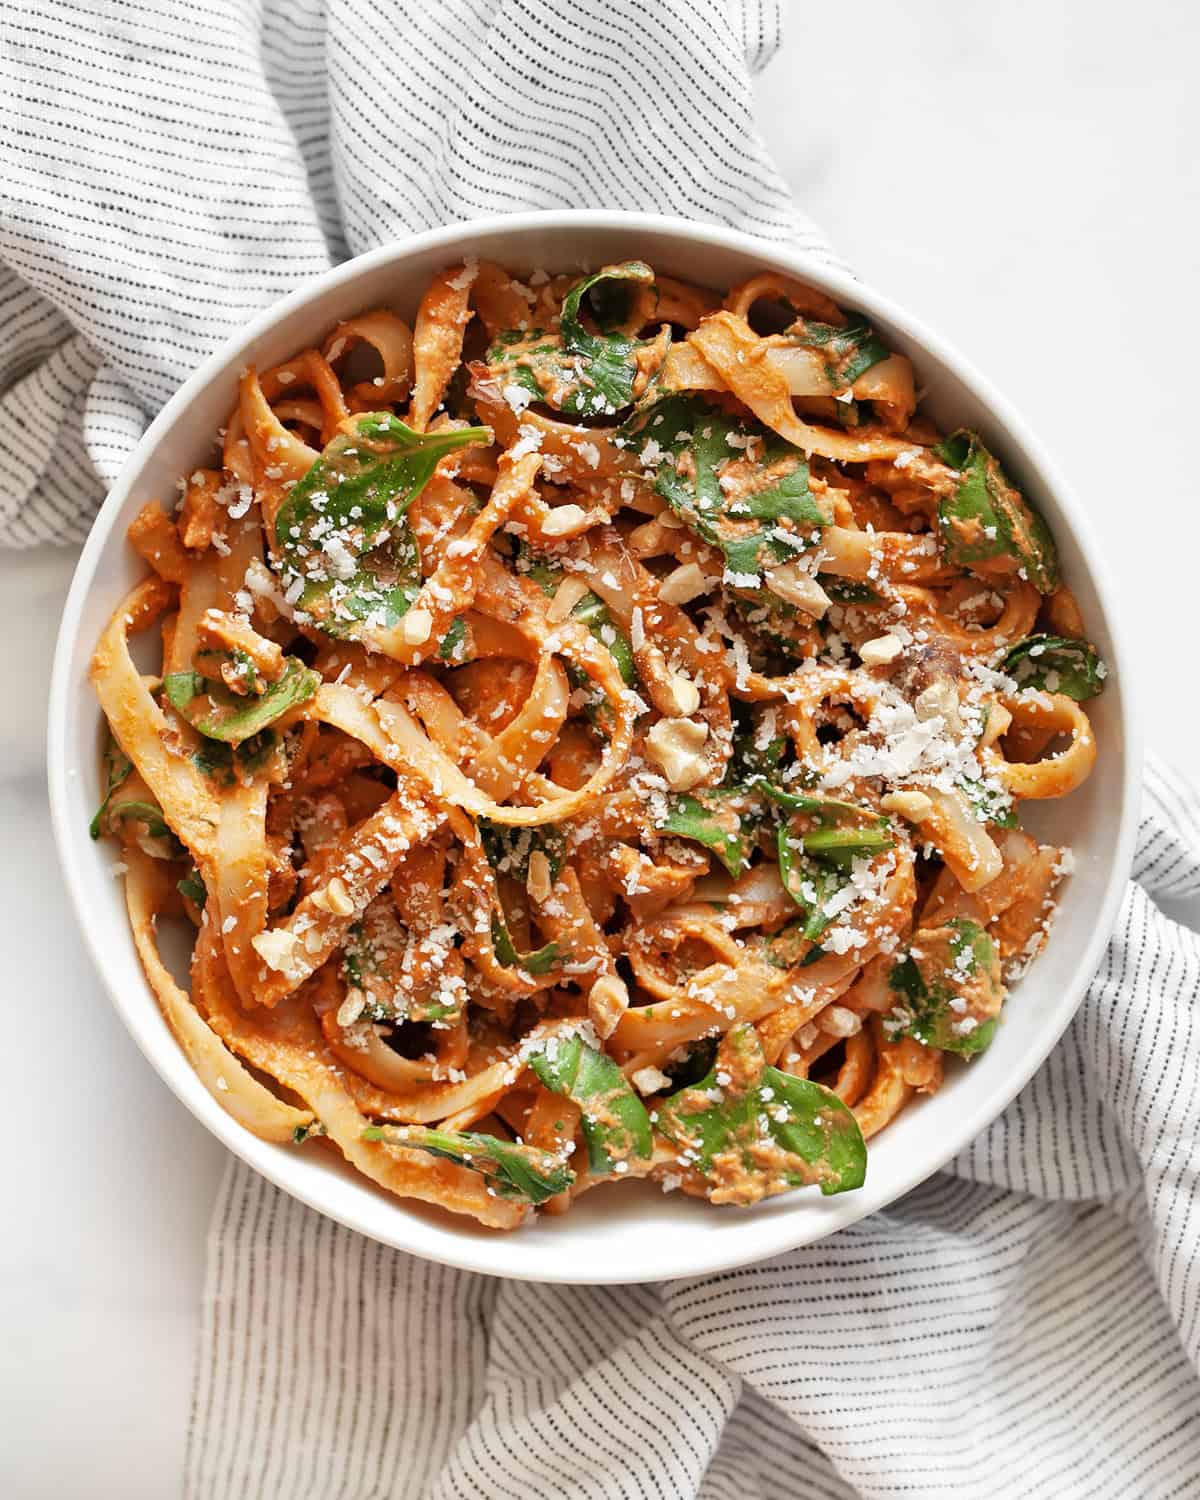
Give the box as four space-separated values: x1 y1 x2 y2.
47 212 1140 1284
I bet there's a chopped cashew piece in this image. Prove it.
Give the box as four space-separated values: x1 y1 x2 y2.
547 576 590 622
915 680 962 733
589 973 630 1039
657 562 711 606
401 607 433 645
818 1005 862 1038
251 927 303 977
336 988 367 1028
859 633 904 667
631 1065 672 1095
540 504 587 537
765 562 831 619
880 789 935 824
645 716 709 790
527 850 553 905
312 875 355 917
663 671 701 716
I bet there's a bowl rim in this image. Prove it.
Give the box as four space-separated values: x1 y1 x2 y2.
47 209 1143 1282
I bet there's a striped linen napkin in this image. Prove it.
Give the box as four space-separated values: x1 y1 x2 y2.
5 3 1200 1495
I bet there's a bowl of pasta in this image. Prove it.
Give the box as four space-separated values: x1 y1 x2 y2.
48 212 1138 1283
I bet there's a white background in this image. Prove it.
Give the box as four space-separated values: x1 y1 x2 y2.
1 5 1197 1495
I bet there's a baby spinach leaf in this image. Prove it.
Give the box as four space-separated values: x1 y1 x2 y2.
527 560 637 684
486 262 664 418
177 868 207 908
776 825 848 940
98 798 184 860
933 429 1059 593
624 395 830 587
162 657 318 744
89 730 133 839
658 791 749 878
787 312 890 389
1000 633 1106 699
491 919 561 976
655 1023 866 1200
190 729 278 785
529 1034 652 1175
362 1124 574 1205
480 820 567 885
958 774 1018 829
438 615 468 662
728 702 788 782
887 918 1002 1056
273 414 491 638
820 576 881 605
763 782 893 935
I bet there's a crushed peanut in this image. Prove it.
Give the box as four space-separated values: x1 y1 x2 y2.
645 716 709 790
526 850 553 905
657 562 710 605
858 633 904 667
765 562 831 619
880 789 935 823
540 503 587 536
589 972 630 1039
401 607 433 645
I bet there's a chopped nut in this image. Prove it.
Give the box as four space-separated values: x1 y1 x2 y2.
765 562 831 619
662 671 701 716
526 850 553 905
631 1065 672 1095
321 876 355 916
251 928 302 976
589 972 630 1039
858 633 904 667
880 789 935 824
818 1005 862 1038
401 607 433 645
657 562 711 605
796 1021 819 1050
546 576 590 622
645 716 709 790
336 988 367 1028
540 503 587 536
915 679 961 731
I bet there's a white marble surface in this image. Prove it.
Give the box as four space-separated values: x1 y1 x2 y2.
2 6 1197 1495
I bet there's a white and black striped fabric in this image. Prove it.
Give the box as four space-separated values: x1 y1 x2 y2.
0 0 829 548
6 3 1200 1496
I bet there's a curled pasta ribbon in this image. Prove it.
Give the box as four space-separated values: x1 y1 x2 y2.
368 449 543 663
983 692 1097 799
819 524 954 588
237 359 347 536
894 581 1040 656
191 920 525 1227
685 311 919 462
124 850 313 1142
407 262 478 432
322 309 415 411
91 579 220 869
470 375 628 480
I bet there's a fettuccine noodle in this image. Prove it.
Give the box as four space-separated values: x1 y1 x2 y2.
90 257 1104 1227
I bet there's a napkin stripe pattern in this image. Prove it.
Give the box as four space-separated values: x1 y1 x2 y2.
0 0 830 549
